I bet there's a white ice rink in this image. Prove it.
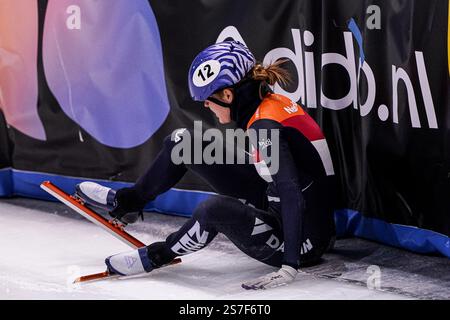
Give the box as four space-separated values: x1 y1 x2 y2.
0 198 410 300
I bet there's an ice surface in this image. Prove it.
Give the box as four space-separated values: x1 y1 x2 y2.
0 198 412 300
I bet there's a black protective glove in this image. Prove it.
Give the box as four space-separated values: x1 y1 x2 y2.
109 187 148 224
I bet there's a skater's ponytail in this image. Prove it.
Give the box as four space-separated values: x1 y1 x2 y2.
250 59 291 87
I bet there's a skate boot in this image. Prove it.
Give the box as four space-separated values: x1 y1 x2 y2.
75 182 143 224
105 247 156 276
75 181 117 211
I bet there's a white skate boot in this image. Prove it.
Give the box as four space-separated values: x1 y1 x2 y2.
75 182 117 211
76 182 142 224
105 247 155 276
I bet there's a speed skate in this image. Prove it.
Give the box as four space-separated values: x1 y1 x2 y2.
39 181 180 283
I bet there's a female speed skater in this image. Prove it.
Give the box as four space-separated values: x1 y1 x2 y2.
76 41 337 290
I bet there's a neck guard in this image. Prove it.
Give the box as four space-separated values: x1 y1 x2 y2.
230 79 271 129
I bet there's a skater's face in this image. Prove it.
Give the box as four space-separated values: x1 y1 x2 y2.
204 89 233 124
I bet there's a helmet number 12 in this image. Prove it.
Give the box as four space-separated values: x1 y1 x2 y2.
198 65 214 81
192 60 221 87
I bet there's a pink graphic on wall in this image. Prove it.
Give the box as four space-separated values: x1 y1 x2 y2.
0 0 45 140
43 0 170 148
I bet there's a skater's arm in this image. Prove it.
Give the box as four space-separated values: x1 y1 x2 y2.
249 120 305 269
269 133 304 269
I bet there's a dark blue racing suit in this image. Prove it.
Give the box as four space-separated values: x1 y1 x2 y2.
123 81 336 269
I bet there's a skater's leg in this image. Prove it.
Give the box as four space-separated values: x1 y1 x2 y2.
146 195 284 268
149 191 336 268
105 194 332 275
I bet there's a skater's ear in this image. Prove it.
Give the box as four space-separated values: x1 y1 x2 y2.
220 88 234 103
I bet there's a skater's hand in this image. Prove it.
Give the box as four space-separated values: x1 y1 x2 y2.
242 265 297 290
